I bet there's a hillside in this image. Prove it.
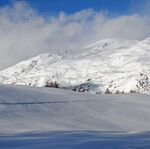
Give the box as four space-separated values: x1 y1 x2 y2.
0 38 150 93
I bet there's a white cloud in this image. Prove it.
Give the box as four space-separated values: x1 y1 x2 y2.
0 1 150 70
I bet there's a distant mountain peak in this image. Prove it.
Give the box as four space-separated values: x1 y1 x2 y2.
0 38 150 94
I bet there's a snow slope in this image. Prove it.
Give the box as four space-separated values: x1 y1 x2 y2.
1 131 150 149
1 85 150 148
0 84 150 134
0 38 150 93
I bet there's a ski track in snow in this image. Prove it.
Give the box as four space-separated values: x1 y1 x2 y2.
0 99 101 105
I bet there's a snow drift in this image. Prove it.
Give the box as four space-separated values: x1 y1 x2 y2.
0 84 150 134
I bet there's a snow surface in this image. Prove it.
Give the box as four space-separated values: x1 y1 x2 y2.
0 38 150 94
0 84 150 134
1 131 150 149
0 84 150 148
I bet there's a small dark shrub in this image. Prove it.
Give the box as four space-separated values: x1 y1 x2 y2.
96 91 101 94
105 88 112 94
115 90 125 94
130 90 136 93
115 90 121 94
72 88 77 91
45 81 59 88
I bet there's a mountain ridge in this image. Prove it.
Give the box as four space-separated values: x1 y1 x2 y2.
0 38 150 93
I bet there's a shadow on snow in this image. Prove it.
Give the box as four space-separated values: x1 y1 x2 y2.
0 131 150 149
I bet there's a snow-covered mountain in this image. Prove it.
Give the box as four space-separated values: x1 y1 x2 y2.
0 38 150 93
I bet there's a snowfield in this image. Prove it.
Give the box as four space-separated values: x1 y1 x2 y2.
1 84 150 134
0 84 150 148
0 38 150 94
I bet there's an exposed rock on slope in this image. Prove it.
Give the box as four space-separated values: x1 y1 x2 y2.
0 38 150 93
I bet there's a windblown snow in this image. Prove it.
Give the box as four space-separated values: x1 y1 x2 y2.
0 84 150 134
0 38 150 93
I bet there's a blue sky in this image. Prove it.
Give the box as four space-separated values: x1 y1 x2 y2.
28 0 132 14
0 0 147 15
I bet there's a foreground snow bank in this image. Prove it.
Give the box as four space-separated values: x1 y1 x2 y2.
0 84 150 134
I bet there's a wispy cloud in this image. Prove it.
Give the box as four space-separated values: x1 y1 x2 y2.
0 1 150 70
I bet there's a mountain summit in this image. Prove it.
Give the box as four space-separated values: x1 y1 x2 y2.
0 38 150 93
